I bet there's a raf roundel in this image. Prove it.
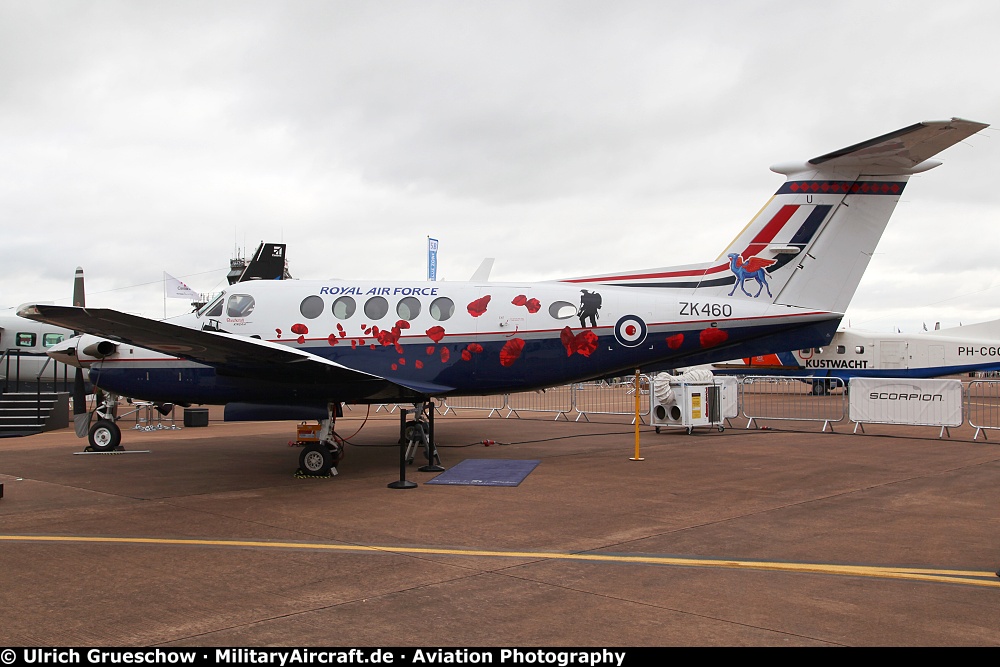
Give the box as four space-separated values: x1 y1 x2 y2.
614 315 647 348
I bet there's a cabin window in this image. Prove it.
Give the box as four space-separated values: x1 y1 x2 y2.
364 296 389 320
42 333 64 348
200 294 225 318
799 349 811 355
227 294 255 318
855 346 865 354
332 296 356 319
549 301 578 320
836 345 846 354
429 297 455 321
396 297 421 321
299 296 324 319
15 332 36 347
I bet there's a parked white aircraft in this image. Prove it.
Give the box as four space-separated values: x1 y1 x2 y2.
21 118 988 474
0 268 84 393
711 318 1000 393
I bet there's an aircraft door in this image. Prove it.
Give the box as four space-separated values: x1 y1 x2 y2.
928 344 945 367
879 341 908 369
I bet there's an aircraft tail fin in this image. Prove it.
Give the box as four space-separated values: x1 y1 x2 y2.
562 118 988 315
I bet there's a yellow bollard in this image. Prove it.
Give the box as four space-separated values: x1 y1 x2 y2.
630 369 644 461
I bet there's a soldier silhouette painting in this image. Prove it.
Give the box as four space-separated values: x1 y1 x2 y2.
579 290 602 327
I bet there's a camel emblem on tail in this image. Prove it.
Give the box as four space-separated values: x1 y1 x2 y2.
727 253 777 298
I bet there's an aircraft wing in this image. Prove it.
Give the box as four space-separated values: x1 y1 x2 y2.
18 304 451 395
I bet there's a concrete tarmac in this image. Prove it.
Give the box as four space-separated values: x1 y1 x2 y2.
1 407 999 647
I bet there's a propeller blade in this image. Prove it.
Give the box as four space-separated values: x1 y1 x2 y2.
73 367 90 439
73 267 85 308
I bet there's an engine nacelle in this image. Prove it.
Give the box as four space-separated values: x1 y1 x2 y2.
82 340 118 358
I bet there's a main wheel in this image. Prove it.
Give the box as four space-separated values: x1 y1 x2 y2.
299 442 333 476
88 420 121 452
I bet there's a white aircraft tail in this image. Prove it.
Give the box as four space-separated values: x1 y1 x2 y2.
564 118 988 314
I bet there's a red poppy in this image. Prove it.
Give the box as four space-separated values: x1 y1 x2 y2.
396 320 411 330
391 364 397 371
398 358 406 366
500 338 525 367
275 328 282 338
699 327 729 348
466 343 483 354
351 340 358 350
666 333 684 350
560 327 576 357
467 295 491 317
297 335 305 344
512 295 527 306
339 330 346 338
525 298 541 314
369 344 376 350
440 347 450 363
394 342 403 355
461 349 472 362
426 326 445 343
328 334 339 346
561 327 599 358
426 346 436 355
573 330 599 357
415 360 424 369
336 323 344 332
291 323 308 335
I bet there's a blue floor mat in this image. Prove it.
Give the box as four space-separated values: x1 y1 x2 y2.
426 459 541 487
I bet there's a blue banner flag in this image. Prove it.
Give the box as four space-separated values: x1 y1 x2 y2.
427 237 439 281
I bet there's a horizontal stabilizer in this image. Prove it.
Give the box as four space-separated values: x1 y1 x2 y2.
804 118 989 174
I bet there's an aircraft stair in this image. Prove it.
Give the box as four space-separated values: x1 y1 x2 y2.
0 392 69 437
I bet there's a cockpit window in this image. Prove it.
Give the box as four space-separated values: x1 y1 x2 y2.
227 294 255 318
42 333 65 347
199 294 225 318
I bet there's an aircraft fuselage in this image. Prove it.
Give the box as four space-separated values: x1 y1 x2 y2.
71 278 840 405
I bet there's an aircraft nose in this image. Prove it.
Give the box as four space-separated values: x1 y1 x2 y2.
48 336 83 368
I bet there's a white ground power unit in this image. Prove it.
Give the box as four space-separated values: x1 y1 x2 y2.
650 371 726 434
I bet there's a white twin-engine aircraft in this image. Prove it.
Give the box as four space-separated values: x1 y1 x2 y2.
21 118 988 474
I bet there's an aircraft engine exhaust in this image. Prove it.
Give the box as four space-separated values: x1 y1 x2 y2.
82 340 118 358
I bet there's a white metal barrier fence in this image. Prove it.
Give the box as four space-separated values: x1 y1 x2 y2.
572 378 650 423
849 378 964 438
439 378 652 422
740 376 847 432
506 385 574 420
439 394 507 418
966 380 1000 440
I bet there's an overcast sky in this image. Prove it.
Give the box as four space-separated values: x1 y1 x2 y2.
2 0 997 334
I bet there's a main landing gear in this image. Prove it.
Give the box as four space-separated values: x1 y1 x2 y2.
297 402 345 477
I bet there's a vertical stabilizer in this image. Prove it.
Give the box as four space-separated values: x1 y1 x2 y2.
562 118 988 315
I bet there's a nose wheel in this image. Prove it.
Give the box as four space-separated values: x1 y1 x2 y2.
298 441 343 477
88 420 122 452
